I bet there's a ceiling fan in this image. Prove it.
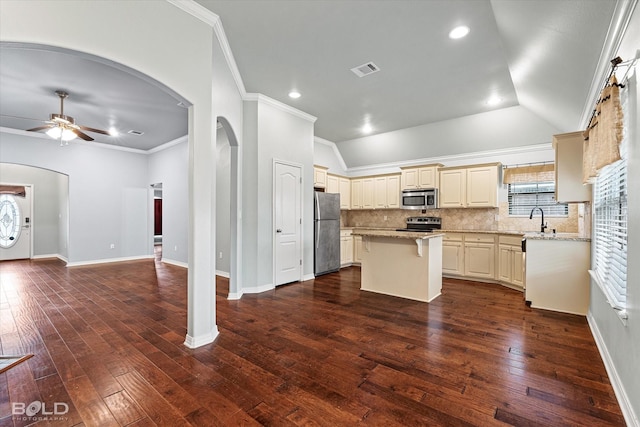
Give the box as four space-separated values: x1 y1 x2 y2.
25 90 111 143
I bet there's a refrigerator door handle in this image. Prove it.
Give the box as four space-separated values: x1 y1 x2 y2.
315 222 320 249
315 192 321 221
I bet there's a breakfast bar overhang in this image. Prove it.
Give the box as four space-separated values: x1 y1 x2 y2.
351 229 443 303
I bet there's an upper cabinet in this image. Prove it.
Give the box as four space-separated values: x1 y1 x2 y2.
313 166 328 189
373 174 401 209
400 164 442 189
327 173 351 210
553 131 591 202
439 163 500 208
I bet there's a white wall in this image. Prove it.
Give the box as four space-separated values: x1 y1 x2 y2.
588 7 640 425
242 97 315 291
313 138 347 175
148 138 189 266
0 162 68 259
336 105 560 168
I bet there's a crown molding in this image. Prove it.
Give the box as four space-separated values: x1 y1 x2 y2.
147 134 188 154
314 136 348 171
244 93 317 123
580 0 638 128
167 0 247 97
346 143 553 175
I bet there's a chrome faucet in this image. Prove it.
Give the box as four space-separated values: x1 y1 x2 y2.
529 207 547 233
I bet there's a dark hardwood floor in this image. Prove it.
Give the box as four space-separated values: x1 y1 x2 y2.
0 249 624 426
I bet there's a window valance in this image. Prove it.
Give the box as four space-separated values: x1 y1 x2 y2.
503 164 555 184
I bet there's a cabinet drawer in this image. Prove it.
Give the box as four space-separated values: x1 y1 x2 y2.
465 234 495 243
499 235 524 246
340 230 352 237
444 232 463 242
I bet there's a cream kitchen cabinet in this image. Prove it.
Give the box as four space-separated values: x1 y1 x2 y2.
553 131 591 202
351 178 374 209
400 164 442 190
373 174 401 209
353 235 363 265
442 233 464 276
327 174 351 209
338 177 351 209
326 174 339 194
439 163 500 208
498 235 524 289
464 234 496 280
314 166 328 189
351 179 363 209
340 229 354 266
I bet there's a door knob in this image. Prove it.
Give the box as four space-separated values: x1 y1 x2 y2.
276 229 282 233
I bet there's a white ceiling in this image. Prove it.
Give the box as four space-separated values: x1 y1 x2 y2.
0 0 619 152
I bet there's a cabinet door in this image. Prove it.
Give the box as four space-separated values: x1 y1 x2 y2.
498 245 512 282
314 167 327 188
362 178 375 209
326 175 339 194
442 242 464 275
554 132 591 202
512 248 524 288
351 179 363 209
386 175 401 208
353 236 363 263
464 243 495 279
401 168 419 189
339 178 351 209
439 169 466 208
466 166 498 207
418 167 438 188
374 176 388 209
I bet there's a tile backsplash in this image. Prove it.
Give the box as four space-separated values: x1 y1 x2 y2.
344 202 584 234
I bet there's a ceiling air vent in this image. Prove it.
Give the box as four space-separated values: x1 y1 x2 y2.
127 130 144 136
350 62 380 77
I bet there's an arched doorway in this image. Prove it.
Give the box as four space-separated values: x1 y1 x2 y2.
216 117 242 299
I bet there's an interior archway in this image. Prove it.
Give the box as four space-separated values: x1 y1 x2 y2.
216 116 242 299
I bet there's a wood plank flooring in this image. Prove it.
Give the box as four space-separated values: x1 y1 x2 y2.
0 251 624 426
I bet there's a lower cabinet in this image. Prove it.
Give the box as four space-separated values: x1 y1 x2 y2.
498 235 524 289
340 230 353 266
463 234 496 280
442 233 464 275
353 235 363 264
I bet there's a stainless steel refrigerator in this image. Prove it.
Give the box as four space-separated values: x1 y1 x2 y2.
314 192 341 276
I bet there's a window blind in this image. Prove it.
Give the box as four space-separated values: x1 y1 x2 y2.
592 80 628 310
508 182 568 217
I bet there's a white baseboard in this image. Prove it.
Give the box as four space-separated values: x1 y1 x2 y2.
66 254 154 267
587 312 639 427
242 283 275 294
302 273 315 281
161 258 188 268
31 253 68 263
215 270 230 278
227 292 243 300
183 327 219 349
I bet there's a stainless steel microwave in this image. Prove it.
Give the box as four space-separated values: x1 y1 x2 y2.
401 188 438 210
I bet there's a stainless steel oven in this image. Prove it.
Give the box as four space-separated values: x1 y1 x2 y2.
401 188 437 210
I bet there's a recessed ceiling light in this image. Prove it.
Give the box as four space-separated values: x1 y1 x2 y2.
486 95 502 106
362 123 373 134
449 25 470 39
288 91 301 99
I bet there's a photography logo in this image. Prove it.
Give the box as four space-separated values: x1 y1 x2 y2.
12 400 69 421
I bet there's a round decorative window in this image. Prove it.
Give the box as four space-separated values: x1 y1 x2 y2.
0 195 22 249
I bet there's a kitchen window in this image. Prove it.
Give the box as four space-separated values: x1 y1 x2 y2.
508 182 568 217
591 77 629 317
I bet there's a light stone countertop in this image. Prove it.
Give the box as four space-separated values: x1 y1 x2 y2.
342 227 590 242
350 228 445 240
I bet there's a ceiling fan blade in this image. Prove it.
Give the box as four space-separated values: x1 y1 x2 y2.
72 129 94 141
26 125 54 132
78 125 111 135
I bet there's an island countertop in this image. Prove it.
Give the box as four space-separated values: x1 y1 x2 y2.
351 229 445 240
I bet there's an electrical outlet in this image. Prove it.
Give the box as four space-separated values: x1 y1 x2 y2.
219 251 223 259
174 245 178 251
383 215 388 221
110 243 115 249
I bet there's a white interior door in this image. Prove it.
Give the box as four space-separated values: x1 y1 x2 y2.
274 161 302 286
0 186 32 261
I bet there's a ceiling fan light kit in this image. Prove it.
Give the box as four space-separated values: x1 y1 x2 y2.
25 90 111 145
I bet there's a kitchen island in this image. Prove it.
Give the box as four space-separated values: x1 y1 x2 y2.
350 229 443 302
